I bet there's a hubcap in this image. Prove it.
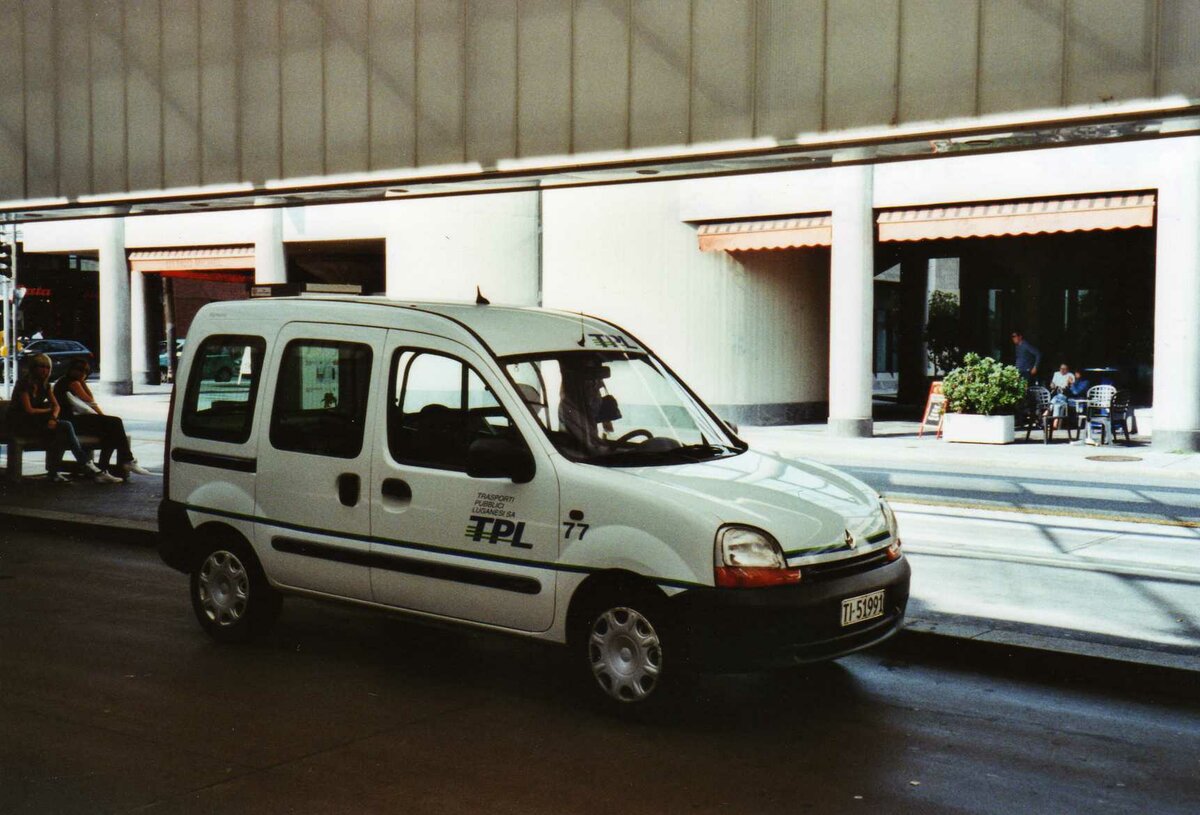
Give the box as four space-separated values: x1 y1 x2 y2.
197 550 249 627
588 606 663 702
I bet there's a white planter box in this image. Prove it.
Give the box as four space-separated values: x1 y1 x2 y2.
941 413 1015 444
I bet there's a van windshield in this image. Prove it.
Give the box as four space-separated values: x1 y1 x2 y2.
502 351 744 466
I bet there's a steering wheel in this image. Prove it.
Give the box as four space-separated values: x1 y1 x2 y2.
614 428 654 445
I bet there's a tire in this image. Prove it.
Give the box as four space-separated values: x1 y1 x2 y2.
574 589 680 713
189 537 281 643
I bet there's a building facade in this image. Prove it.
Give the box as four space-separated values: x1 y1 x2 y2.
2 1 1199 448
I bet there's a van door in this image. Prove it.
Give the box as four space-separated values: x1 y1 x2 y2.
254 323 385 601
369 331 559 632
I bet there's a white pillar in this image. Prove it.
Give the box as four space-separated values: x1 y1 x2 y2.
97 218 132 396
827 163 875 438
254 205 287 285
1152 139 1200 451
129 269 152 385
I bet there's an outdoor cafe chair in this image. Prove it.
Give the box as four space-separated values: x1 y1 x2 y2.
1021 385 1056 444
1086 390 1132 445
1076 384 1116 439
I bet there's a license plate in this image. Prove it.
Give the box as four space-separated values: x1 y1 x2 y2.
840 590 886 627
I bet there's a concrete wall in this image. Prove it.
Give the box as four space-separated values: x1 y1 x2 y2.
543 181 829 420
681 136 1198 219
16 135 1200 441
1 0 1196 203
384 192 540 305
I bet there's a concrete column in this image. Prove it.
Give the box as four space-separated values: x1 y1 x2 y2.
254 205 287 285
1152 139 1200 451
97 218 132 396
129 269 154 385
827 163 875 438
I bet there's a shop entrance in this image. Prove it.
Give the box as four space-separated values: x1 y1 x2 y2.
882 228 1156 409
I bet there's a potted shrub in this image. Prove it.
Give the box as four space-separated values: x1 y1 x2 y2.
940 352 1026 444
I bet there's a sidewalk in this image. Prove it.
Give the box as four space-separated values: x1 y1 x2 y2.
2 389 1196 683
742 411 1200 483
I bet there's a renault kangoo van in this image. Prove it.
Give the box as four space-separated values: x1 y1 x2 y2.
159 297 909 710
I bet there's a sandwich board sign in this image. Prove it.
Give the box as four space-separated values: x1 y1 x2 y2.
920 381 946 438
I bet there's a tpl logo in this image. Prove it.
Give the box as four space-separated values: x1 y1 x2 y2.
588 333 637 350
466 515 532 549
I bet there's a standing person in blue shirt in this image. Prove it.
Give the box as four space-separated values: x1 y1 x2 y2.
1011 330 1041 382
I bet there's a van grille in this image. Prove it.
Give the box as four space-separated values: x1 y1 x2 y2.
802 547 891 582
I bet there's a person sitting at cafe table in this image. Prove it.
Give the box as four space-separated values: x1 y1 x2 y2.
53 358 151 480
1068 371 1091 398
1045 362 1074 431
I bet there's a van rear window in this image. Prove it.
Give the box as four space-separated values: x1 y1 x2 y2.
180 335 266 444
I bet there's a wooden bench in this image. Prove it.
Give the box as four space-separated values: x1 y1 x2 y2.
0 399 107 481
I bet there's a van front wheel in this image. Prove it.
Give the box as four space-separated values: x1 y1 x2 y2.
190 540 281 643
576 592 679 710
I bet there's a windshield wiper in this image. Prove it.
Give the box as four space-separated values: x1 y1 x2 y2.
583 438 738 467
671 442 736 459
671 433 738 459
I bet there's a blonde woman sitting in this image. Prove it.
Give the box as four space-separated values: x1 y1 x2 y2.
6 354 115 483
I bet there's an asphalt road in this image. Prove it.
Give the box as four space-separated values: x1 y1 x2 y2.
2 528 1198 814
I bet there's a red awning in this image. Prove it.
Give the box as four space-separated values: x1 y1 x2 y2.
697 215 832 252
128 245 255 273
876 194 1156 242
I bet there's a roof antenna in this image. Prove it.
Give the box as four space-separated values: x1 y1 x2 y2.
577 311 587 347
475 286 490 306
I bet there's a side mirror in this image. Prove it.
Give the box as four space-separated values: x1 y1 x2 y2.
467 437 536 484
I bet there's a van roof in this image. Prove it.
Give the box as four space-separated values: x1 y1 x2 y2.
197 296 647 358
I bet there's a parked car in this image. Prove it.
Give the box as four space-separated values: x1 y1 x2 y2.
159 297 909 712
159 339 243 384
19 339 94 379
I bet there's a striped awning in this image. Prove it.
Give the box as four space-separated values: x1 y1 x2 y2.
128 245 255 273
697 215 832 252
877 194 1156 242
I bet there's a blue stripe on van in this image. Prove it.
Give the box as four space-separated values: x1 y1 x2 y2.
180 503 708 591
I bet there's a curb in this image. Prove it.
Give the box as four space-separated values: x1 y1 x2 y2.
886 626 1200 700
0 508 157 546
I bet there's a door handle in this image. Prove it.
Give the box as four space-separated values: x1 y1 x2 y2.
381 478 412 501
337 473 361 507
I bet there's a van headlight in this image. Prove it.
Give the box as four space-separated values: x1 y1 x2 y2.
880 498 902 561
880 498 898 538
714 525 801 588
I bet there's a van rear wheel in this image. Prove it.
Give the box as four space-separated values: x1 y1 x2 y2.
190 539 281 643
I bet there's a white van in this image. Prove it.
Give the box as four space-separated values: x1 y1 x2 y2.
159 297 909 709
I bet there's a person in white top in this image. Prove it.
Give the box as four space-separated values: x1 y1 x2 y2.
1047 363 1075 430
1050 363 1075 392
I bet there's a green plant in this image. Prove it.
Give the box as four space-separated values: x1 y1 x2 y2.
941 352 1026 416
924 290 961 376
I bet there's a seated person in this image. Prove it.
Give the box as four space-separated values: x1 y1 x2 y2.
1043 363 1074 430
1049 363 1075 394
8 354 114 483
53 358 151 479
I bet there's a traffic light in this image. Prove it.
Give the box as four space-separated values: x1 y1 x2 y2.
0 241 10 277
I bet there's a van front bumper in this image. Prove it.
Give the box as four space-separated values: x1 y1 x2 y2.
669 556 911 672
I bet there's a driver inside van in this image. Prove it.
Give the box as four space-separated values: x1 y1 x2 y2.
557 360 621 455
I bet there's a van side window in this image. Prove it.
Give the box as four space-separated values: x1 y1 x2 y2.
269 340 373 458
180 335 265 444
388 350 517 470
